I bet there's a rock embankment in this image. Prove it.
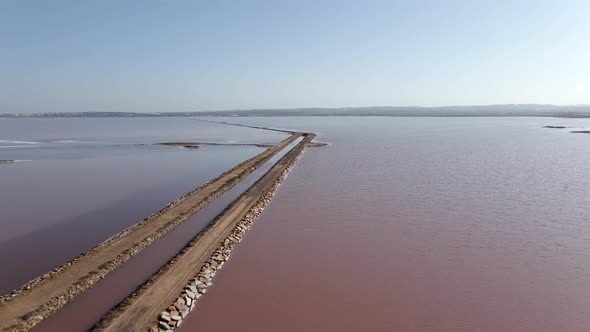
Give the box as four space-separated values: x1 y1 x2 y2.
150 146 302 331
92 134 314 332
0 134 300 332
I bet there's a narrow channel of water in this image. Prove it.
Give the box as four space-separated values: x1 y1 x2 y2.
31 138 302 332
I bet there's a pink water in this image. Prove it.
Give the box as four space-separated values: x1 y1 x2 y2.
31 138 302 331
179 117 590 332
0 118 286 295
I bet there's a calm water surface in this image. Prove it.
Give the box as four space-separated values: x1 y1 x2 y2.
0 118 286 294
32 138 303 332
179 117 590 332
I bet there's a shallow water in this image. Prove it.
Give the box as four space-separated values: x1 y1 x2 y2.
179 117 590 332
31 138 302 332
0 118 286 295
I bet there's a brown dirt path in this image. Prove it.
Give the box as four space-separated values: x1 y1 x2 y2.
0 133 300 332
92 134 314 332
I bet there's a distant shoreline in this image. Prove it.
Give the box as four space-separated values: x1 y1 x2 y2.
3 114 590 119
2 104 590 118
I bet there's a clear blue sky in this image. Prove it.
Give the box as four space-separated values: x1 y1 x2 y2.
1 0 589 113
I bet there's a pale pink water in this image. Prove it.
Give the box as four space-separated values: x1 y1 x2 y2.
0 118 285 295
179 117 590 332
31 138 302 331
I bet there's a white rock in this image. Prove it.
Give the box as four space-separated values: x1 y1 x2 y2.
158 321 171 330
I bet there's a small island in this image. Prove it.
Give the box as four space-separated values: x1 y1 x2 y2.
305 142 329 147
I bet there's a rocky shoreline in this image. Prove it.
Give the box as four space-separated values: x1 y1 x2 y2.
0 134 300 332
92 134 314 331
0 118 320 332
151 141 305 331
0 160 15 164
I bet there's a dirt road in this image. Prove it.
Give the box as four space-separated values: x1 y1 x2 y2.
0 133 300 332
93 134 314 331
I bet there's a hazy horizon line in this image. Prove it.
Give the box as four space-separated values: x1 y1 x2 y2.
3 103 590 115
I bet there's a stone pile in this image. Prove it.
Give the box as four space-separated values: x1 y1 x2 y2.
0 140 291 332
150 147 305 332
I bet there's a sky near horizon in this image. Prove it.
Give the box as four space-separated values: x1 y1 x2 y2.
1 0 589 113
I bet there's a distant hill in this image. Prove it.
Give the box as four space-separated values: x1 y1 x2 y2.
2 104 590 118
